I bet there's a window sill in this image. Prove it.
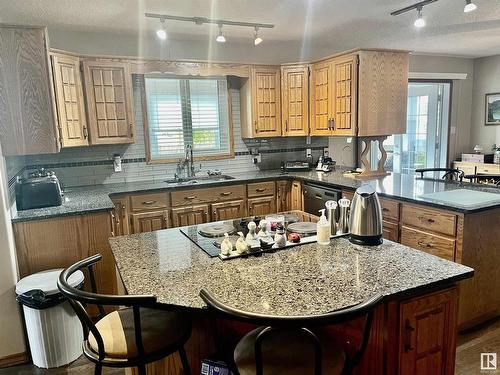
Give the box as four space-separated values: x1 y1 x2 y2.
147 152 235 165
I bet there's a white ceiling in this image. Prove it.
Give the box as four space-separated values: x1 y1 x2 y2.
1 0 500 59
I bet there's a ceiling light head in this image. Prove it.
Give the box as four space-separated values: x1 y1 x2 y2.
254 26 263 46
414 7 425 28
216 24 226 43
464 0 477 13
156 18 167 40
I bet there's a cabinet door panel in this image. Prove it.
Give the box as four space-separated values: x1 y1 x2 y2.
52 54 89 147
0 26 58 155
132 210 169 234
383 220 399 242
276 181 291 212
248 197 276 217
83 60 135 145
171 205 210 227
111 196 130 236
212 200 246 221
400 226 455 261
399 288 458 375
281 65 309 136
251 68 281 137
310 61 333 136
290 181 303 211
332 55 357 136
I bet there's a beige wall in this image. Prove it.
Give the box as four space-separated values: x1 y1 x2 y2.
0 152 26 358
470 55 500 151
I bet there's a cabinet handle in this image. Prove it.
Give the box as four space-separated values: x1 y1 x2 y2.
382 207 389 212
254 120 258 133
163 216 168 223
129 123 134 137
285 120 288 132
404 320 415 352
417 241 433 248
205 212 209 216
327 119 331 129
142 200 156 205
332 118 336 130
83 126 88 139
256 188 267 192
220 192 232 196
185 196 196 200
418 216 435 224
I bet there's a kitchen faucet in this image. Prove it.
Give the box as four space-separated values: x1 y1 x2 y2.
174 144 201 181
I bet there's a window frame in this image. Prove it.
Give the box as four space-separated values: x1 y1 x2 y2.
140 74 235 165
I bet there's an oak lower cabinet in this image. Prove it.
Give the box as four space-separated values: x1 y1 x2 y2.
131 210 169 234
276 180 291 212
211 200 246 221
382 220 399 242
248 196 276 216
399 288 458 375
111 196 130 236
290 180 303 211
171 205 210 227
13 212 117 297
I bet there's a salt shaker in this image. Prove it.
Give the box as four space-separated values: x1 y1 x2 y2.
274 224 286 247
337 197 351 234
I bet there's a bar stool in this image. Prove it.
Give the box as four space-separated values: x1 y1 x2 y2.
200 289 382 375
58 254 192 375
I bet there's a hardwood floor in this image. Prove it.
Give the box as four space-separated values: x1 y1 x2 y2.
2 319 500 374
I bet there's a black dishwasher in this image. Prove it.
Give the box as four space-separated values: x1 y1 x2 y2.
303 182 341 215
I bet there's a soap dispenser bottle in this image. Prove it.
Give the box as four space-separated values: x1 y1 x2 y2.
317 209 331 245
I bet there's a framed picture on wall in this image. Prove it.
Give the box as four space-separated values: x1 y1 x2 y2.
486 93 500 125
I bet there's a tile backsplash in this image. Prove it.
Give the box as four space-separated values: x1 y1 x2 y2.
5 84 328 193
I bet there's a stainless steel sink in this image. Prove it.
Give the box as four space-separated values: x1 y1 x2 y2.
164 175 235 185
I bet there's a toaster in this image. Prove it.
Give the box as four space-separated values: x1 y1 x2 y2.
15 169 63 211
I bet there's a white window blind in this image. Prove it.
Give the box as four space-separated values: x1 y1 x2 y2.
143 75 231 162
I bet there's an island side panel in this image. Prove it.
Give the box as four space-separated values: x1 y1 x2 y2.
459 207 500 330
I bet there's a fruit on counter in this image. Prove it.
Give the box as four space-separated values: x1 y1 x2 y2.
288 233 301 243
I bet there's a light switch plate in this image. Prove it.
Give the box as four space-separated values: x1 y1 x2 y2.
306 148 312 158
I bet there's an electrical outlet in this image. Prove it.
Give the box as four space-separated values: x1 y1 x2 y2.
346 137 353 144
113 154 122 172
253 153 262 164
306 148 312 158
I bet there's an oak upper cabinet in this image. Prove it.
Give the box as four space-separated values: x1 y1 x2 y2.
82 60 135 145
399 288 458 375
281 65 309 136
241 66 281 138
357 50 409 136
131 210 169 234
310 60 334 136
0 26 58 156
52 53 89 147
331 55 357 136
171 205 210 227
211 200 246 221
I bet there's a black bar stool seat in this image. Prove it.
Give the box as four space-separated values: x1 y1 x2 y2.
234 326 345 375
86 307 190 360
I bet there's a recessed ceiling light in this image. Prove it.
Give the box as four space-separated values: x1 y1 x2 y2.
216 24 226 43
156 18 167 40
464 0 477 13
254 26 263 45
414 7 426 28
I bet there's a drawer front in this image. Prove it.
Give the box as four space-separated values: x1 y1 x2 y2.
130 193 169 212
247 181 276 197
477 164 500 175
401 204 456 237
379 197 400 222
401 226 455 261
382 220 399 242
171 185 246 207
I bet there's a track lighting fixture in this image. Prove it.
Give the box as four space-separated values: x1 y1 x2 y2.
414 7 425 28
253 27 263 45
216 24 226 43
156 18 167 40
464 0 477 13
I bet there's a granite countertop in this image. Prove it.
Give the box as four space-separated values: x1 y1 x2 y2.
12 169 500 223
110 227 473 316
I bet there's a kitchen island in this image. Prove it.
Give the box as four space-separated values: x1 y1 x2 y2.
110 223 473 375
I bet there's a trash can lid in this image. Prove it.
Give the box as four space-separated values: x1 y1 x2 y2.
16 269 84 296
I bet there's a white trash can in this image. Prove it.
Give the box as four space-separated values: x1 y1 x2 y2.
16 269 84 368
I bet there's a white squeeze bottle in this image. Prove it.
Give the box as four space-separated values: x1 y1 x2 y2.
317 209 331 245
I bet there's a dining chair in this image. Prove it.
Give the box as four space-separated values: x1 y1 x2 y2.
415 168 465 181
200 289 383 375
58 254 192 375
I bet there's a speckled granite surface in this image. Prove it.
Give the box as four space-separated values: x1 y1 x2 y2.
110 228 473 316
12 169 500 222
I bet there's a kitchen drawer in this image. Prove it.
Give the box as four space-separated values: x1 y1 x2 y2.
247 181 276 197
401 204 456 237
130 192 169 212
382 220 399 242
171 185 246 207
401 226 455 261
379 197 400 222
477 164 500 175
